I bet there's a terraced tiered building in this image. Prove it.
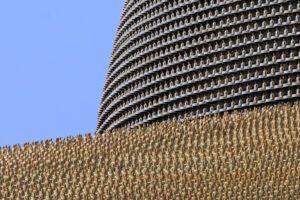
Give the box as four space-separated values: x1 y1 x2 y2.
97 0 300 133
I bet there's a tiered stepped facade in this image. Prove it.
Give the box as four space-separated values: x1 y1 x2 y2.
97 0 300 133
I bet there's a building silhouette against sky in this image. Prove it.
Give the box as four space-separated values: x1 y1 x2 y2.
97 0 300 133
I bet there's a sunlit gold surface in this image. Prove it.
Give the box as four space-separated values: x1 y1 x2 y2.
0 103 299 199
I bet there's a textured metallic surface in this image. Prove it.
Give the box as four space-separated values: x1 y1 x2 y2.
1 104 300 199
97 0 300 133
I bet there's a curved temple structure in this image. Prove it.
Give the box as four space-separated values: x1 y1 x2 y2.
97 0 300 133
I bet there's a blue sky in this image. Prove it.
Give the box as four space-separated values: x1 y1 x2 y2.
0 1 124 147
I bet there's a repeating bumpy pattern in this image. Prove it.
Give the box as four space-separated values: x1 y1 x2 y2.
0 103 299 199
97 0 300 133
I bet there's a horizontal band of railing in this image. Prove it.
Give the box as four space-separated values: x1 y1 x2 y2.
115 0 233 45
112 61 300 112
105 19 298 106
107 12 298 94
108 0 294 77
97 44 299 128
103 8 298 96
96 1 298 130
112 0 156 54
98 35 299 122
99 61 300 128
103 71 300 131
97 45 294 130
111 0 286 68
97 55 298 126
101 30 300 122
112 0 241 60
101 95 298 132
102 70 299 130
131 94 300 129
100 24 299 110
111 22 297 87
117 0 248 42
125 92 300 131
98 64 299 128
100 50 300 121
114 0 167 48
111 0 282 66
117 0 145 30
107 10 299 94
110 87 300 130
101 22 299 116
102 72 299 129
116 0 166 42
106 84 299 131
107 0 245 89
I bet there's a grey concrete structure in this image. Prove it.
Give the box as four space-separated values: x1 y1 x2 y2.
97 0 300 133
